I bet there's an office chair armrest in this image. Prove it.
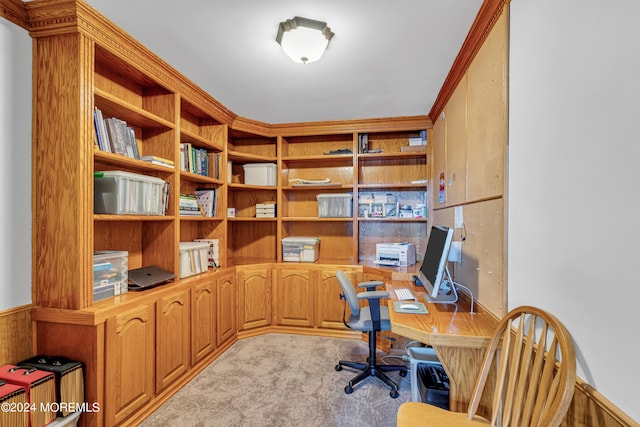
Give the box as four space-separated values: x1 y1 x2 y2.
357 290 388 327
357 280 384 292
356 290 389 300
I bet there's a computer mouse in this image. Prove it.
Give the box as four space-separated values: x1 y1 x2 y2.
400 303 421 311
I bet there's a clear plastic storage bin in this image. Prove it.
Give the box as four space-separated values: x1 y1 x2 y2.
317 193 353 218
94 170 166 215
243 163 277 186
282 237 320 262
93 250 128 301
179 242 210 278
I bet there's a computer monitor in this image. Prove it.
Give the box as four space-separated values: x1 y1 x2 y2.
416 225 457 304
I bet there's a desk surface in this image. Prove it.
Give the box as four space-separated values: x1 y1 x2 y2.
387 282 499 348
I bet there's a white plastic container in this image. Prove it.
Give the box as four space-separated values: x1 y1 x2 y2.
317 193 353 218
179 242 210 278
243 163 277 186
282 237 320 262
93 250 128 300
94 170 166 215
407 346 442 402
48 411 81 427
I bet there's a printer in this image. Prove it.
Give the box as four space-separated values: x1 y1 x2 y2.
375 242 416 267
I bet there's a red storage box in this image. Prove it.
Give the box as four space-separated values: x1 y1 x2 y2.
0 365 57 427
0 379 30 427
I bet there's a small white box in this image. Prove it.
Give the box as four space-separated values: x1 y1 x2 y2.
282 237 320 262
243 163 277 186
179 242 209 278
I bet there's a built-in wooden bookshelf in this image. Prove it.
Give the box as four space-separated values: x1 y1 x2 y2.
28 1 431 426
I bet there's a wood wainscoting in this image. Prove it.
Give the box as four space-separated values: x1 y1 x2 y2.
0 304 33 366
564 378 639 427
0 302 638 426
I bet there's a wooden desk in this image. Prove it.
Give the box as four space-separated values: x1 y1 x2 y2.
387 281 499 413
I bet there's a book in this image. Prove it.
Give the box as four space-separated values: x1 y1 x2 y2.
94 107 111 153
141 155 174 165
195 188 216 217
123 123 141 159
141 155 174 168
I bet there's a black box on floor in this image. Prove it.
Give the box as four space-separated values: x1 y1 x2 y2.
416 363 450 410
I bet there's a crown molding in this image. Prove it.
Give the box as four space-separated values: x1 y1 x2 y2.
0 0 28 28
429 0 510 121
25 0 237 125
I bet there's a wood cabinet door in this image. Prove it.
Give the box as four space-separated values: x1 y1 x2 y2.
274 267 315 327
237 266 272 331
191 278 216 365
466 12 507 202
156 289 190 393
432 113 447 208
316 267 358 329
444 74 468 206
217 270 237 345
105 304 155 426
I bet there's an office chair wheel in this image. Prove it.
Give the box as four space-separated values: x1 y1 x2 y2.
345 385 353 394
335 364 343 371
390 389 399 398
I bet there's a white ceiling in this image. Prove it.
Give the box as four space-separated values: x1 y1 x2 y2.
84 0 483 125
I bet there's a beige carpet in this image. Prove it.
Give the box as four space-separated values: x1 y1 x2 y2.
139 333 412 427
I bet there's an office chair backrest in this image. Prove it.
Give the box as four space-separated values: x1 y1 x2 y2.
466 305 576 427
336 270 360 317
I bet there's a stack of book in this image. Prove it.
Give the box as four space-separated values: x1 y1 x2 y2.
179 194 203 216
93 107 141 159
180 143 220 178
140 155 174 168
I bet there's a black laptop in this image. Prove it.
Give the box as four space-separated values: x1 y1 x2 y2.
128 265 176 291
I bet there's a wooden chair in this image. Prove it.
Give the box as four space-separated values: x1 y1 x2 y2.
397 306 576 427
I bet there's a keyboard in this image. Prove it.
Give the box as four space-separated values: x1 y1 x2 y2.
394 288 417 301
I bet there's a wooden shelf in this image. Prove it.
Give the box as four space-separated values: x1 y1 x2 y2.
282 217 353 222
94 151 176 173
179 171 223 185
228 183 277 191
94 214 175 221
227 150 277 163
357 217 427 223
95 89 175 130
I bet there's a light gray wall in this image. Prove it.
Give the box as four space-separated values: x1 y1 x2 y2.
509 0 640 421
0 19 31 311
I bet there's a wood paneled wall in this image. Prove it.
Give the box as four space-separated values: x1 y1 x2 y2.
0 305 33 366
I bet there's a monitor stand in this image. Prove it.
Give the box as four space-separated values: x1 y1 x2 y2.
423 267 459 304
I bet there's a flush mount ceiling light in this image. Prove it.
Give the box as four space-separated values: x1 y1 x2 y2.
276 16 334 64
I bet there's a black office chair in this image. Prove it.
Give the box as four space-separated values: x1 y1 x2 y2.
334 270 407 398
